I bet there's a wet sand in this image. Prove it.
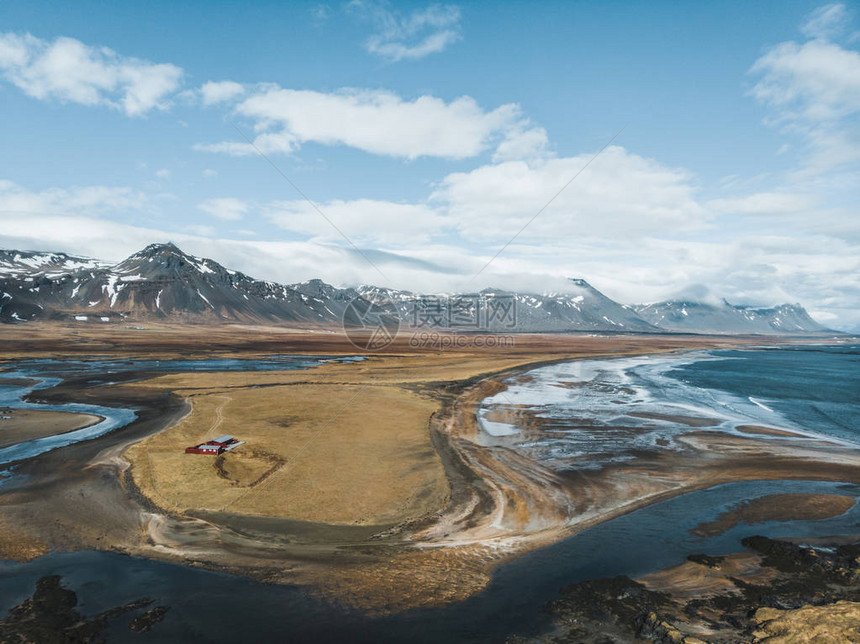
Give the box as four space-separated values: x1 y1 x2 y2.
0 325 857 613
690 493 857 537
737 424 810 438
0 377 40 387
413 367 860 556
0 409 104 449
627 410 721 427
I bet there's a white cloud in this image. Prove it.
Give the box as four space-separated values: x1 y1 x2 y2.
801 3 849 40
184 224 217 237
198 197 249 221
368 26 460 62
493 126 550 162
0 209 457 293
751 40 860 122
259 146 713 247
265 198 446 244
750 8 860 173
809 310 839 321
436 146 710 240
197 87 527 159
0 179 149 218
199 80 245 105
352 1 462 62
707 192 818 214
0 32 183 116
202 169 218 178
155 168 171 179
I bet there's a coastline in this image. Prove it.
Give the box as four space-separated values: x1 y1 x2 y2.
382 345 860 610
0 334 858 615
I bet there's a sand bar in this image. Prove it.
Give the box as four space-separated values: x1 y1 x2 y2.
0 408 104 449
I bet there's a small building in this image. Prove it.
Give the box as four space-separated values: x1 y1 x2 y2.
184 435 245 455
184 443 222 455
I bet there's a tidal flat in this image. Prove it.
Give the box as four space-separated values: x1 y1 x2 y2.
0 325 857 641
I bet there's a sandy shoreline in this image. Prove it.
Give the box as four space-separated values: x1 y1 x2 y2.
0 409 105 450
0 329 857 613
689 493 857 537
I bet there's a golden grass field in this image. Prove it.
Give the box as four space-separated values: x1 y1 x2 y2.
126 380 447 525
125 351 592 525
106 327 766 528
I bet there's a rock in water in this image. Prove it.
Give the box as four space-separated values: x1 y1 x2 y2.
0 575 166 642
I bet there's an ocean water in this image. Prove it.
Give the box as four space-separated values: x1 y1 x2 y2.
667 344 859 445
477 343 860 470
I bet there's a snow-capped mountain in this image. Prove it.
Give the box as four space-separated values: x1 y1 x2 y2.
0 250 105 278
634 300 831 335
476 279 657 332
0 243 834 335
0 243 355 325
352 279 657 332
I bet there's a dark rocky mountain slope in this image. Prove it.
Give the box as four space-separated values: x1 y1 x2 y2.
0 243 833 335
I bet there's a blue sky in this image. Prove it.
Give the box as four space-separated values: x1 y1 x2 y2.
0 0 858 328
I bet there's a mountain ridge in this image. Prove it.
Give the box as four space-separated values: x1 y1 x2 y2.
0 243 835 335
634 299 830 335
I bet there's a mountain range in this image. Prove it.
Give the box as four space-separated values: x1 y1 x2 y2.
634 300 828 335
0 243 834 335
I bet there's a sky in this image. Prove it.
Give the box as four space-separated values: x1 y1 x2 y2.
0 0 858 330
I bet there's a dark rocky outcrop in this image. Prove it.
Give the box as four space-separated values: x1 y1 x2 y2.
0 575 168 642
511 536 860 643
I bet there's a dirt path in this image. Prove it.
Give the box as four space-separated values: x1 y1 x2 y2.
202 395 231 440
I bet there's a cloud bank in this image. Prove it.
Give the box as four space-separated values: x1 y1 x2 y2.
0 32 182 116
